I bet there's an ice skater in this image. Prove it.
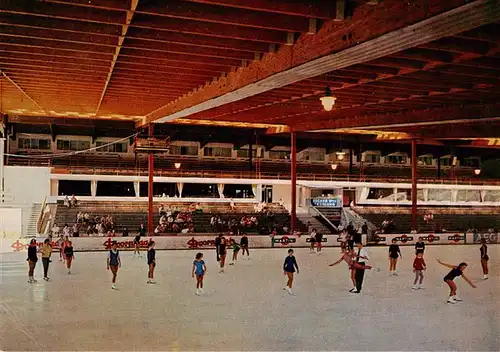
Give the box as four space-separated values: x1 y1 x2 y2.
27 239 38 283
283 249 299 295
64 240 74 274
412 252 426 290
57 235 64 261
329 248 373 270
219 236 227 273
309 229 316 253
388 239 402 276
134 233 142 258
192 252 206 295
107 241 121 290
40 238 53 281
315 231 323 254
437 259 476 304
229 240 240 265
480 238 489 280
147 240 156 284
415 239 425 254
240 234 249 259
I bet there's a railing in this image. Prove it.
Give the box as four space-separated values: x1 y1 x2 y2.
36 197 47 235
309 206 338 233
49 166 500 185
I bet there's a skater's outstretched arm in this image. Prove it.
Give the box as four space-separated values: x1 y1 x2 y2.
461 273 477 288
437 259 455 268
329 258 343 267
191 264 195 278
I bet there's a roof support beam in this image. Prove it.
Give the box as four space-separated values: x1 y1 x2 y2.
95 0 139 115
0 71 46 113
141 0 500 126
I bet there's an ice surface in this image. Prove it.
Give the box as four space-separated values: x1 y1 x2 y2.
1 245 499 351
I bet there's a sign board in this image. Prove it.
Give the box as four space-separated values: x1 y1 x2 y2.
311 198 342 208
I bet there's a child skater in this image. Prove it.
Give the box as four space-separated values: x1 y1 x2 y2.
107 241 121 290
192 252 207 295
437 259 476 304
147 240 156 284
27 239 38 283
133 233 142 258
229 240 240 265
283 249 299 295
64 240 74 274
388 239 402 276
480 238 489 280
412 251 426 290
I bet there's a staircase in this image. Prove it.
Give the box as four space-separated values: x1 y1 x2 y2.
25 203 42 237
296 212 332 234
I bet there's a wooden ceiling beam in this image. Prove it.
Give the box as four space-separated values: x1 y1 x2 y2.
419 37 495 55
142 1 500 124
0 61 110 75
180 0 338 19
131 14 288 44
293 104 500 131
122 39 256 61
0 24 119 47
126 27 271 53
0 71 47 113
0 44 114 61
0 35 116 55
136 1 311 33
42 0 132 11
0 13 122 36
95 0 139 115
0 0 127 25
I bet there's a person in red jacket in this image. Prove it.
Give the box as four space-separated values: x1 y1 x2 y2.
412 252 426 290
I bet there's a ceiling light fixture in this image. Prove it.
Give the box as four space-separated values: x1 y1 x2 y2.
331 164 338 171
336 151 345 161
320 87 336 111
474 168 481 176
174 162 182 169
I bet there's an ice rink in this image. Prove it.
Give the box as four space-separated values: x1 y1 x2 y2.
1 244 499 351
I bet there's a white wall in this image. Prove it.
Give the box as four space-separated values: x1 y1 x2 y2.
0 207 22 239
4 166 51 205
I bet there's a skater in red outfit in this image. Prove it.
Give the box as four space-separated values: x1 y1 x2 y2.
329 248 373 271
412 252 426 290
437 259 476 304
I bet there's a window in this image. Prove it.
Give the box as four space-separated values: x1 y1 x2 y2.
236 149 260 158
203 147 231 157
440 157 453 166
463 157 480 168
386 155 407 164
269 150 290 159
56 140 90 151
303 150 325 162
18 137 51 150
364 154 380 163
170 145 199 156
95 141 128 153
418 156 433 166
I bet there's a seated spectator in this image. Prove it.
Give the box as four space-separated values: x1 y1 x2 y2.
122 228 129 237
230 199 235 211
76 212 83 224
72 223 79 237
51 224 60 236
70 195 78 207
63 224 70 237
278 198 284 207
159 205 166 217
160 215 167 225
138 224 147 236
83 212 90 223
64 195 70 208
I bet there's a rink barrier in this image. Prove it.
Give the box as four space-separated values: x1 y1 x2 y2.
2 234 366 253
3 233 498 253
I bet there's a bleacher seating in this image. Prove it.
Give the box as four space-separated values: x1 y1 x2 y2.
352 206 500 233
53 200 293 235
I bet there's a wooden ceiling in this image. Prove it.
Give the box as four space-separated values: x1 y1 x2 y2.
0 0 499 142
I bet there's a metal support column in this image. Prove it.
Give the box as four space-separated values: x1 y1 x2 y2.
148 125 154 235
411 139 418 231
291 131 297 233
